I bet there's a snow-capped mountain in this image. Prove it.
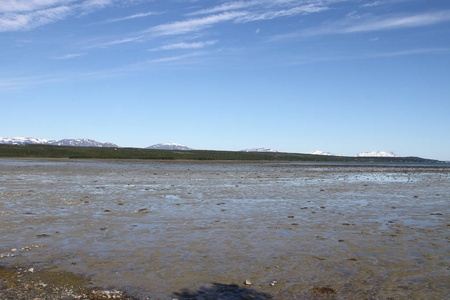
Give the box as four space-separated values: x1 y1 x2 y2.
0 137 118 148
0 136 56 145
146 143 193 150
357 151 400 157
51 139 118 147
309 150 334 156
241 148 278 153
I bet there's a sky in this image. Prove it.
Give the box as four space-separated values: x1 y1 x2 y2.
1 0 449 160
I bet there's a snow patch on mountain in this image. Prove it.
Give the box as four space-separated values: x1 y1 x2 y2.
357 151 400 157
241 148 278 153
0 136 56 145
309 150 334 156
146 143 193 150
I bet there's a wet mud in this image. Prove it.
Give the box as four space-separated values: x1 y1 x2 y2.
0 159 449 299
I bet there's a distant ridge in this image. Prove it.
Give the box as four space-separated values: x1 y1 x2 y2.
241 148 278 153
51 139 118 148
0 137 118 148
146 143 193 150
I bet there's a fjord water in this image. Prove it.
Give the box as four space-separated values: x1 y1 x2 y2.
0 159 448 299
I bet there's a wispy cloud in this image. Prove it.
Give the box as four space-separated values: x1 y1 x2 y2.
237 4 328 23
343 10 450 33
0 50 210 90
362 1 382 7
0 73 66 90
0 5 72 32
370 47 450 57
273 10 450 40
53 53 84 60
188 1 255 16
149 51 206 64
284 47 450 66
0 0 117 32
150 40 218 51
87 36 145 48
149 11 246 36
101 11 156 23
0 0 76 13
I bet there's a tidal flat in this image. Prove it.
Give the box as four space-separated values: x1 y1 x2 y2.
0 159 448 299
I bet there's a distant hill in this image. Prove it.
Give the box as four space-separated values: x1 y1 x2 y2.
146 143 193 150
0 137 118 148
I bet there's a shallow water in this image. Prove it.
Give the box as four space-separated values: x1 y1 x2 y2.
0 159 449 299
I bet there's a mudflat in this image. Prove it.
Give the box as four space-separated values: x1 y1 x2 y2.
0 159 448 299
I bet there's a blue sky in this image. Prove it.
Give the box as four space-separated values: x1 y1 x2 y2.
1 0 449 160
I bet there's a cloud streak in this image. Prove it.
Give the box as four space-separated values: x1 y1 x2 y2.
149 11 246 36
343 10 450 33
273 10 450 40
53 53 84 60
0 0 117 32
150 40 218 51
101 11 156 23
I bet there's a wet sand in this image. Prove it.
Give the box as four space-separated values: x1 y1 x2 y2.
0 159 449 299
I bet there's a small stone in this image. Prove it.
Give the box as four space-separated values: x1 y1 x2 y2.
11 248 17 253
270 280 278 286
244 280 252 285
36 234 51 238
28 268 34 273
288 216 294 218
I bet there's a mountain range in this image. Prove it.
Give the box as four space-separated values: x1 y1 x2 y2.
0 137 403 157
0 137 118 148
146 143 193 150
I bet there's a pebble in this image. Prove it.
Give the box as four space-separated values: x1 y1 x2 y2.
11 248 17 253
244 280 252 285
270 280 278 286
28 268 34 273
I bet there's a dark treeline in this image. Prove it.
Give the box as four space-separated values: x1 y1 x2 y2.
0 144 439 163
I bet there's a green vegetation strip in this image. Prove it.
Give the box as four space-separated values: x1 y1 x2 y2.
0 144 438 163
